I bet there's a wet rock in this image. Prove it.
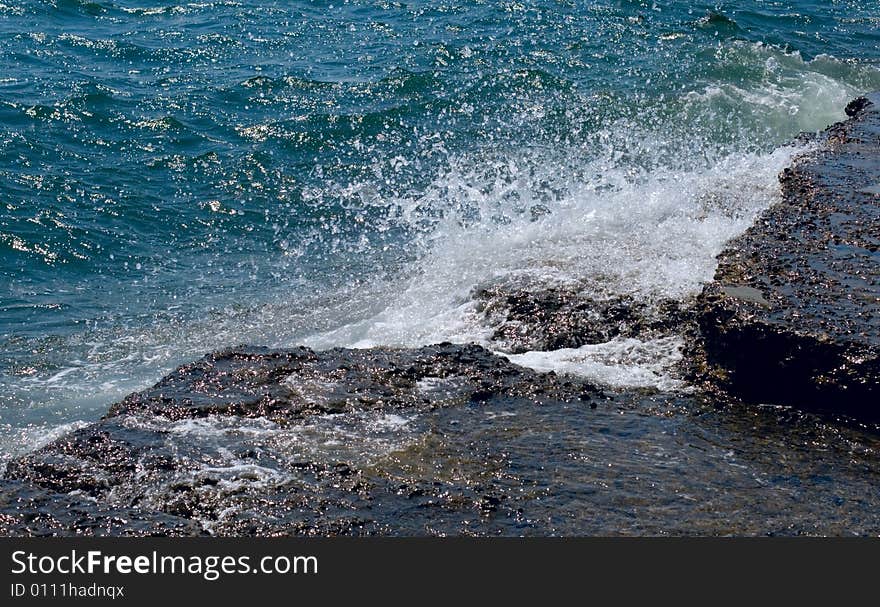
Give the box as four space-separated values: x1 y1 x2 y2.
107 343 589 421
475 283 694 353
3 343 593 536
0 479 201 537
697 92 880 418
5 351 880 536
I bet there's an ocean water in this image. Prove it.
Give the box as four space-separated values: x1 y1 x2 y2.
2 1 880 451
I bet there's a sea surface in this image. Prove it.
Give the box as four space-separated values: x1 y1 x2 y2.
2 1 880 498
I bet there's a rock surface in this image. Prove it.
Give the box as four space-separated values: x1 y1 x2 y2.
0 479 202 537
2 344 597 536
475 282 693 354
6 341 880 537
697 93 880 417
5 340 880 536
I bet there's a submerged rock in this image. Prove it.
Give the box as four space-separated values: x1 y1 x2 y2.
697 92 880 418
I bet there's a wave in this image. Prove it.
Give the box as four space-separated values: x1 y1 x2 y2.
2 41 879 421
299 42 880 386
301 137 805 391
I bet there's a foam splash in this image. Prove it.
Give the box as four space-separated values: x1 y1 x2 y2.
298 41 880 388
108 410 421 532
303 143 803 391
504 337 688 392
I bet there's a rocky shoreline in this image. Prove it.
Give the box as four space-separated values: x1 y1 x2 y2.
1 345 606 536
2 95 879 536
695 92 880 418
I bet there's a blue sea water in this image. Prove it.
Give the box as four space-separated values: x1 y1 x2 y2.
1 1 879 452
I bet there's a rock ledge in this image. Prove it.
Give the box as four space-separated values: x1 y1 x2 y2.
697 92 880 417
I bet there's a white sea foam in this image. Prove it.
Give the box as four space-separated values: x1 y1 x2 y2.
128 410 420 467
164 415 278 437
416 376 463 395
504 336 688 391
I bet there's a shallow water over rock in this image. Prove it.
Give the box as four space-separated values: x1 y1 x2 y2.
3 344 879 536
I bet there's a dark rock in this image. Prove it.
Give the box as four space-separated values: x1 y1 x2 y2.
697 92 880 418
108 343 588 421
475 283 694 353
845 96 872 117
3 343 593 536
0 479 201 537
